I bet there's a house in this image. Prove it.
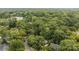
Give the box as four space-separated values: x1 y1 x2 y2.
15 16 23 20
10 16 23 21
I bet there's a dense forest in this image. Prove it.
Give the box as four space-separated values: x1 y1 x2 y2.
0 8 79 51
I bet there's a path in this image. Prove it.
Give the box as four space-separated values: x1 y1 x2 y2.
24 40 35 51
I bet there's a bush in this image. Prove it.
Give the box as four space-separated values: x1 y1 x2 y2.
60 39 76 51
8 39 25 51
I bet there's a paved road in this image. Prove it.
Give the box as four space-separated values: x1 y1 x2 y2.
0 44 8 51
24 40 35 51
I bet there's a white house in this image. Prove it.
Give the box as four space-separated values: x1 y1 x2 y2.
15 17 23 20
10 16 23 21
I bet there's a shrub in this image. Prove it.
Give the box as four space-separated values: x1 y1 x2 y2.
8 39 25 51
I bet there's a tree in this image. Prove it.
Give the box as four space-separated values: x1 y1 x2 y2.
0 26 9 44
51 29 67 44
27 35 45 50
8 18 17 28
8 28 26 42
73 43 79 51
33 20 44 35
